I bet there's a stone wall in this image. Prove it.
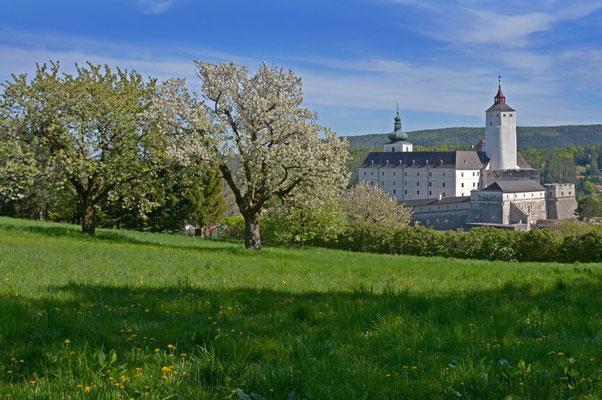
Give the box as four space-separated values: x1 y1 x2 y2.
544 183 578 220
412 207 470 231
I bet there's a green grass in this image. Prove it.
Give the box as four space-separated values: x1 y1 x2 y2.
0 217 600 399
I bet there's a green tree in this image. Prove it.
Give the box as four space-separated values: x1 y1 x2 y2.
582 181 597 195
1 62 170 235
576 196 602 219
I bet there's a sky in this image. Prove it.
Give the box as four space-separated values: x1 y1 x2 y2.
2 0 602 135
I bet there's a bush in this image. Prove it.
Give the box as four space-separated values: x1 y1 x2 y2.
560 231 602 263
220 216 245 240
517 228 562 262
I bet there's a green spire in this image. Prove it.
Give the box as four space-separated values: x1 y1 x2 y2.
388 106 408 142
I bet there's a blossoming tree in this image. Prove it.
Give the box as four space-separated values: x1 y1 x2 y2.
149 61 349 249
0 62 169 235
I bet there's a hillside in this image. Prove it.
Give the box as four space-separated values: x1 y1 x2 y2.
0 217 600 399
345 125 602 150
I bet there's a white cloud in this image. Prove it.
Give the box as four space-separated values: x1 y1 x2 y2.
137 0 177 15
390 0 602 48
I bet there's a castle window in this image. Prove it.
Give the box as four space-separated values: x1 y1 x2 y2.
443 172 446 177
429 171 432 177
442 182 446 188
472 172 475 176
417 172 420 176
417 190 420 195
404 190 407 195
393 189 396 194
371 171 373 176
429 182 432 187
569 191 571 195
405 181 408 187
370 181 374 185
392 147 395 152
393 172 396 177
473 182 476 187
416 182 419 186
393 181 396 186
561 192 564 196
490 122 492 126
503 113 506 117
429 191 432 196
443 193 446 197
461 183 464 188
405 172 407 177
363 171 366 176
496 113 499 117
461 172 464 177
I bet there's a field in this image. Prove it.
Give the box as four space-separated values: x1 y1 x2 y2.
0 217 600 399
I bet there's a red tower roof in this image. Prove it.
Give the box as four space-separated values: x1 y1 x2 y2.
486 76 514 112
494 76 506 104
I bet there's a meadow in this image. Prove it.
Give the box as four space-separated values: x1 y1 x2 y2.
0 217 600 399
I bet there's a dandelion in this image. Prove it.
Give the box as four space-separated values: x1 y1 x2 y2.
558 352 565 356
282 280 287 284
385 373 390 377
30 380 36 385
64 339 71 344
180 353 187 358
154 348 160 352
225 377 232 382
167 344 176 349
6 371 12 375
76 384 83 389
161 366 172 373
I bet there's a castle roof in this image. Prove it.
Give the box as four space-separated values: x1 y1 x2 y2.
486 102 515 112
482 180 545 193
401 196 471 207
361 151 488 170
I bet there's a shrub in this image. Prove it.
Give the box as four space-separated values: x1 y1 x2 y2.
220 216 245 240
517 228 562 262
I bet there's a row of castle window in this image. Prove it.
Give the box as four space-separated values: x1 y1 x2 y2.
370 180 475 189
365 171 479 177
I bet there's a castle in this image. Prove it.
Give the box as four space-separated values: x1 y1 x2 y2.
359 79 577 230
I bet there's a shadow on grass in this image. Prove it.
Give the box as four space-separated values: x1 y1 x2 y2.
0 274 600 398
0 219 251 255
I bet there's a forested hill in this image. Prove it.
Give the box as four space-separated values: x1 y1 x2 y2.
345 125 602 149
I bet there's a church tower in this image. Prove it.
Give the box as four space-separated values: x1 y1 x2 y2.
484 77 518 170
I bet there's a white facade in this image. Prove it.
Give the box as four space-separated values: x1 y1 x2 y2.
383 142 413 152
359 166 482 201
485 109 518 170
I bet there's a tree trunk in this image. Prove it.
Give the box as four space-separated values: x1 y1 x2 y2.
82 202 96 235
244 212 261 250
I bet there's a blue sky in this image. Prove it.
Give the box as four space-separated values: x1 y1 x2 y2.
2 0 602 135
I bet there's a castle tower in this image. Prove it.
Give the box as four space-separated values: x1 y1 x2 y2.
484 77 518 170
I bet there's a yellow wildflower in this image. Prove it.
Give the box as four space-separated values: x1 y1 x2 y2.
64 339 71 344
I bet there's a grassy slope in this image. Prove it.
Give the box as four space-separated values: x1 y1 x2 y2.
0 217 600 399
